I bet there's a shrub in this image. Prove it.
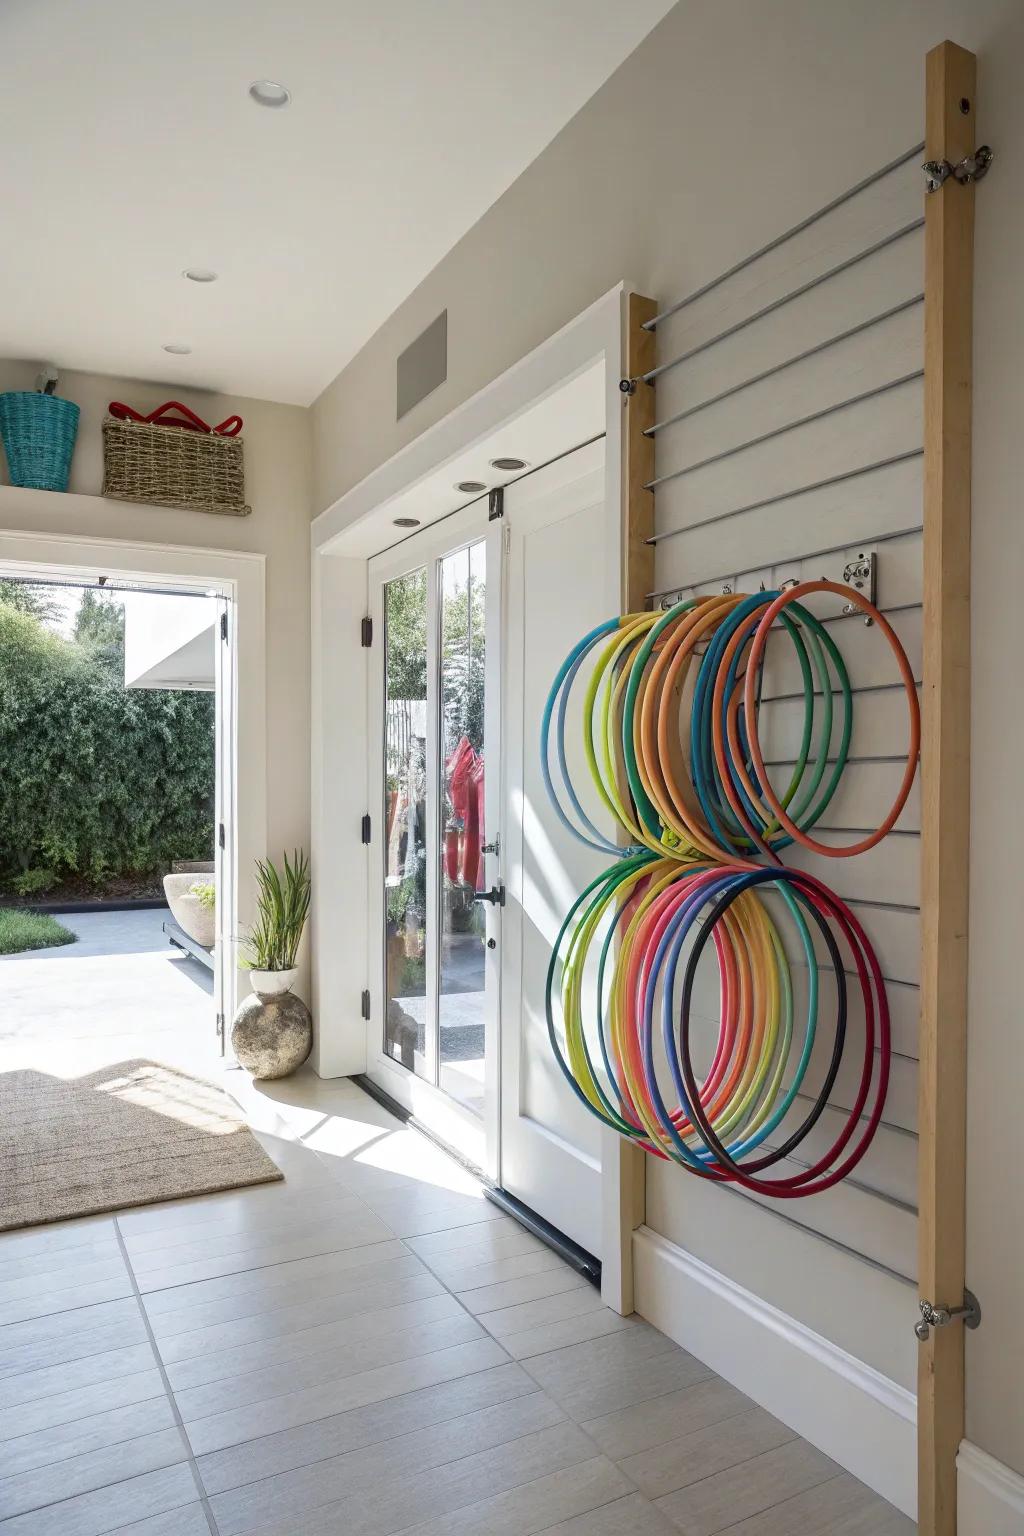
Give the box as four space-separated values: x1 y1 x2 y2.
0 602 215 891
11 868 58 896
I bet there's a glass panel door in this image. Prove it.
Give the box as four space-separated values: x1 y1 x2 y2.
368 509 499 1174
382 567 430 1077
438 541 487 1114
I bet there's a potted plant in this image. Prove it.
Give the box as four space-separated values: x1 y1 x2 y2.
242 849 310 995
231 850 313 1081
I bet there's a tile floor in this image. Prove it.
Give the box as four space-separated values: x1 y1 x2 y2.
0 1071 916 1535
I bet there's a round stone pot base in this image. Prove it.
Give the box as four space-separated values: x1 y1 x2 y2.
231 990 313 1080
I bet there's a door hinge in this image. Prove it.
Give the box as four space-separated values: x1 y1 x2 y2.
220 610 228 642
488 486 504 521
361 615 373 647
915 1289 982 1340
218 822 226 850
360 989 371 1020
361 813 371 844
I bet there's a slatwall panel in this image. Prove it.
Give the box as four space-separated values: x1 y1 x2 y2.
643 151 923 1357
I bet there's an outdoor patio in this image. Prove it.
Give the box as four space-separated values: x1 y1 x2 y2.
0 907 218 1079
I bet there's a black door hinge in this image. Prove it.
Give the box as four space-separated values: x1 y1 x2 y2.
361 813 371 844
361 616 373 647
220 610 228 642
360 989 371 1020
488 486 504 521
218 822 225 850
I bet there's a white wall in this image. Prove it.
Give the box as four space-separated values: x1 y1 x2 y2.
309 0 1024 1490
123 592 216 689
0 364 313 994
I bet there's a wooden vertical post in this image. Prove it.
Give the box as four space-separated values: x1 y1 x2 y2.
918 41 976 1536
602 291 657 1314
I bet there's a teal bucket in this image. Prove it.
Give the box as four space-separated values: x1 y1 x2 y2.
0 392 80 492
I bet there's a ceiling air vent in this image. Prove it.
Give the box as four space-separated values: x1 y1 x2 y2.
397 310 447 421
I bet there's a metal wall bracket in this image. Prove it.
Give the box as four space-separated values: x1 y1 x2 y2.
923 145 993 193
841 550 877 622
914 1288 982 1341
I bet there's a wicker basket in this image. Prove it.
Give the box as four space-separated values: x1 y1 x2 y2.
102 414 250 516
0 392 80 491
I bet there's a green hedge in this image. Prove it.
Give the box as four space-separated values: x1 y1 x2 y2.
0 602 214 893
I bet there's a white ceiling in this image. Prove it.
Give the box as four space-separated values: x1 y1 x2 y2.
0 0 673 406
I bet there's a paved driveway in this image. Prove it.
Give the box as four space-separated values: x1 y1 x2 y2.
0 907 219 1078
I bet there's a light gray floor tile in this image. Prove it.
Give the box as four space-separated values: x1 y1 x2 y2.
520 1325 683 1400
155 1270 444 1364
164 1290 465 1388
537 1491 683 1536
0 1277 137 1331
196 1361 537 1495
582 1376 753 1461
535 1347 714 1423
411 1228 548 1276
393 1457 634 1536
423 1248 570 1293
363 1198 505 1241
718 1471 914 1535
0 1220 116 1268
0 1311 149 1381
405 1217 526 1257
0 1302 140 1355
0 1371 166 1444
120 1189 365 1258
654 1438 840 1535
501 1308 641 1360
0 1346 157 1413
0 1258 127 1306
621 1406 798 1499
1 1398 178 1479
475 1285 608 1339
141 1240 413 1323
253 1418 600 1536
104 1506 211 1536
173 1311 484 1421
208 1390 565 1534
0 1242 121 1288
132 1213 394 1294
0 1429 190 1519
126 1205 370 1277
0 1462 198 1535
457 1269 591 1316
183 1336 509 1455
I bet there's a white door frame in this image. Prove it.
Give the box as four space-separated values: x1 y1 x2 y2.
364 501 501 1175
311 281 638 1304
0 527 266 1029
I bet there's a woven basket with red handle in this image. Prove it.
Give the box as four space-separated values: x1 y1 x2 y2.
101 400 250 516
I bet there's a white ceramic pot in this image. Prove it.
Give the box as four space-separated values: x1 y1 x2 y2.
249 967 298 997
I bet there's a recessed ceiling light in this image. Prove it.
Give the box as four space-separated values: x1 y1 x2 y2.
489 456 527 472
393 517 420 528
455 480 487 494
162 343 192 355
249 79 291 108
183 267 218 283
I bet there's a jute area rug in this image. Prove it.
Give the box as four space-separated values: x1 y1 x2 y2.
1 1059 282 1231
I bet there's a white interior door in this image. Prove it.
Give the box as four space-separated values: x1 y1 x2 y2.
499 439 617 1258
214 595 236 1054
365 503 501 1175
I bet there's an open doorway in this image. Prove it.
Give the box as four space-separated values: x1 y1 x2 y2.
0 566 236 1081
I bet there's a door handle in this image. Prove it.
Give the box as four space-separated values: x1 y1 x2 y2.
472 885 506 907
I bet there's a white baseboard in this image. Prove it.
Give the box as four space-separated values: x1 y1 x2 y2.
958 1442 1024 1534
632 1226 917 1518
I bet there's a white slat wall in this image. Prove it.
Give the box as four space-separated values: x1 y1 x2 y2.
643 155 923 1390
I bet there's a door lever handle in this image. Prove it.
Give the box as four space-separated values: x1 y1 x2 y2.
471 885 506 907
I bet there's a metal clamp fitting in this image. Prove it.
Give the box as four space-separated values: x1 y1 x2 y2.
914 1289 982 1341
923 146 993 193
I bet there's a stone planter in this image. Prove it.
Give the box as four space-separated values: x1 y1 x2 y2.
162 873 215 949
231 987 312 1080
